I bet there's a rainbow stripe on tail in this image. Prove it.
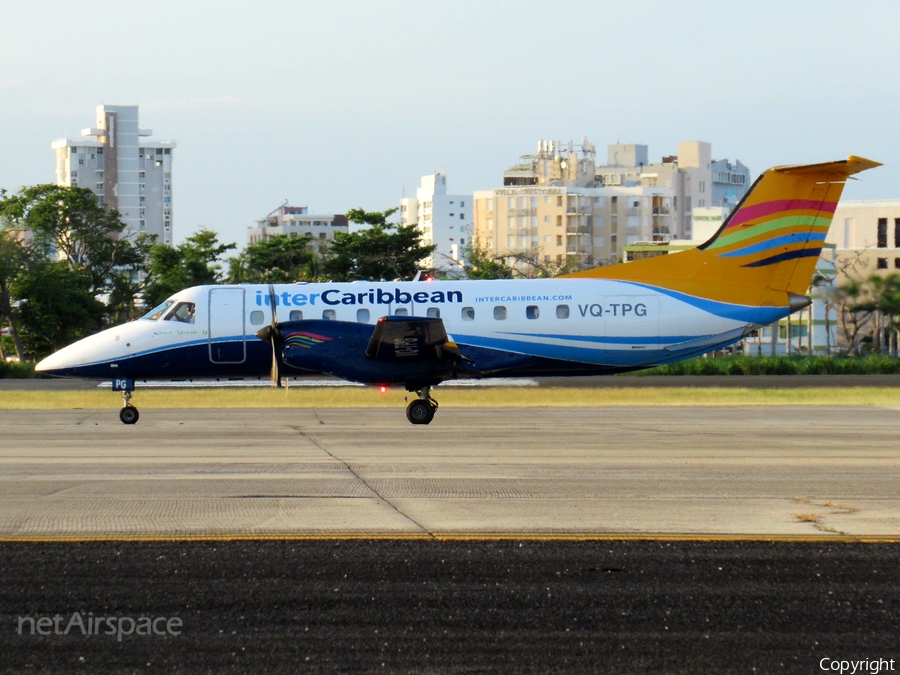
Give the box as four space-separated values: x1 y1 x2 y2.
563 156 881 308
704 198 836 267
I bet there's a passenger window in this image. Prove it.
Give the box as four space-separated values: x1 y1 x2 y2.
394 308 409 316
289 310 303 321
556 304 570 319
250 310 265 325
357 308 370 323
323 309 336 320
493 306 507 320
461 306 475 321
526 305 540 320
427 307 440 318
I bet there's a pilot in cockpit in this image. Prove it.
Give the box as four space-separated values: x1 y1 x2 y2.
166 302 196 324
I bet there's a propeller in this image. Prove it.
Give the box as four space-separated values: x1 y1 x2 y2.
255 284 283 388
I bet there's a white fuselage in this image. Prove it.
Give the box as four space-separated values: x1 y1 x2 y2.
36 278 762 380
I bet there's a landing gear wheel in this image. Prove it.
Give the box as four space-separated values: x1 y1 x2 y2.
119 405 139 425
406 399 436 425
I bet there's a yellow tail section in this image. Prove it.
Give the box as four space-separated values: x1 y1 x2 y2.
562 156 881 307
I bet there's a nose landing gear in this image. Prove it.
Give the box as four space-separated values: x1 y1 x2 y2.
406 386 438 425
113 379 140 425
119 389 140 425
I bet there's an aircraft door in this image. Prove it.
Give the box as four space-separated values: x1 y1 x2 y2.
601 295 659 353
208 287 247 364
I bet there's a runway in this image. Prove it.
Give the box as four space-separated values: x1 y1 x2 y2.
3 406 899 672
1 406 898 539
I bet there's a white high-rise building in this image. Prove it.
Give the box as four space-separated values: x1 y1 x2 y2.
399 172 472 276
51 105 176 245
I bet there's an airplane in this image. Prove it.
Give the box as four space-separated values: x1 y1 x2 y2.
36 155 880 425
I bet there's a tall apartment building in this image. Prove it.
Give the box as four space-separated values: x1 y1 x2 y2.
399 172 472 276
51 105 175 245
246 204 348 246
472 140 675 270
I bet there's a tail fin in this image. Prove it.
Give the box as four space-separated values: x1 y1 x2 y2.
562 156 881 307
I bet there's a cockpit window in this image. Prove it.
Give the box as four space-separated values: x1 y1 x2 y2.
164 302 196 324
142 299 175 321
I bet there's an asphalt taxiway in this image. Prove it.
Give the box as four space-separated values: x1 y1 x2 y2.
1 406 898 538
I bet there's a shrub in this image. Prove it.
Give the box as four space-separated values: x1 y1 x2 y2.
0 361 39 378
633 354 900 376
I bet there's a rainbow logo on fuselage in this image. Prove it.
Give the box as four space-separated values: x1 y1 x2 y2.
283 332 332 349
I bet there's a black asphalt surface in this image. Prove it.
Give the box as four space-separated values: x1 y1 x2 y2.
2 541 898 674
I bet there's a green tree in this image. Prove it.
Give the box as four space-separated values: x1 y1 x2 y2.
504 249 590 278
12 260 105 357
870 273 900 355
836 277 877 355
227 234 323 284
462 242 513 280
143 229 236 307
0 231 28 359
0 184 138 291
0 184 153 331
324 208 435 281
105 232 157 324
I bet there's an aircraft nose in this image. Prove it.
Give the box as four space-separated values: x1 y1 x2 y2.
34 329 118 378
35 348 78 377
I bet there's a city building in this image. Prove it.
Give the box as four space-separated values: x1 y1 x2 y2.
246 204 348 246
399 172 472 276
472 140 675 271
826 200 900 284
596 141 750 240
51 105 175 245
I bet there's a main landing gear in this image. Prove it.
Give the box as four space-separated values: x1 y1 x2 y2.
119 388 139 425
406 386 438 425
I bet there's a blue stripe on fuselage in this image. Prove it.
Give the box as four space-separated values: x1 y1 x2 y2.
613 282 789 324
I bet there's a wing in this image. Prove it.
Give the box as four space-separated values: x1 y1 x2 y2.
274 316 472 388
365 316 463 363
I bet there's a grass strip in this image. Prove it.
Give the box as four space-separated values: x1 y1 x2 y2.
1 386 899 410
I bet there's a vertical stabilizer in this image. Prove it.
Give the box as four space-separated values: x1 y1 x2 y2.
561 156 881 307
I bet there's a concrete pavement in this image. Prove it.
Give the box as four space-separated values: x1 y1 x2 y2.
1 406 898 538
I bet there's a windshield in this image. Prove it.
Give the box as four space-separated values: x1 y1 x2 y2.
141 299 175 321
164 302 196 324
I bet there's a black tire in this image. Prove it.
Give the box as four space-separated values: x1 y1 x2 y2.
406 399 435 425
119 406 139 425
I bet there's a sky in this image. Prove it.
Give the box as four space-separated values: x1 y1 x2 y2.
2 0 898 248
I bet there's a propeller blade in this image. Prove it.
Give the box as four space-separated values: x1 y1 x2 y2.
268 284 279 326
262 284 283 388
270 337 281 388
